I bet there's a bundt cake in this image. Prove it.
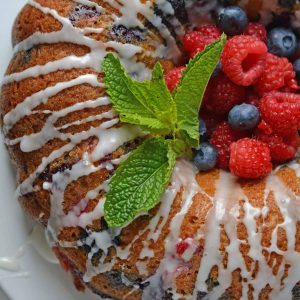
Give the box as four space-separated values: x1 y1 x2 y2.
2 0 300 299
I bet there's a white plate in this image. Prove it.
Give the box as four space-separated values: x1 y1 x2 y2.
0 2 99 300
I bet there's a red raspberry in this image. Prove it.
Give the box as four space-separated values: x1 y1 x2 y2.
205 74 246 115
165 66 186 92
255 131 297 162
257 119 273 135
243 22 267 42
210 122 247 169
255 53 298 96
259 91 300 136
183 25 221 57
217 148 232 170
176 241 189 256
201 80 212 108
221 35 267 86
196 24 221 39
246 90 260 107
284 132 300 149
230 138 272 178
200 110 225 135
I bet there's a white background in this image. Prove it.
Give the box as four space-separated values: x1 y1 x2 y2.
0 2 100 300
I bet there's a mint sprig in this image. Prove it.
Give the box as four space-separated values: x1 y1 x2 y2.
104 138 178 227
102 54 176 134
174 36 227 147
102 34 226 227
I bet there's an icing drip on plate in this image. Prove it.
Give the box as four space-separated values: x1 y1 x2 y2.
0 225 58 276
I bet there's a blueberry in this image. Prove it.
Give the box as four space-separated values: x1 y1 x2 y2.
212 61 222 78
192 143 218 171
267 27 297 57
217 6 248 36
293 59 300 83
199 118 207 137
228 103 260 131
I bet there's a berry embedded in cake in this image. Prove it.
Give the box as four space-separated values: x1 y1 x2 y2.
2 1 300 300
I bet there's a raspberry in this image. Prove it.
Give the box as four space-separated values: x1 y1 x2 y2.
259 91 300 136
255 53 298 95
243 22 267 42
221 35 267 86
284 131 300 149
257 119 273 135
210 122 247 169
196 24 221 39
165 66 186 92
255 130 297 162
216 148 230 169
183 25 221 57
176 241 189 255
202 80 212 107
246 90 260 107
230 138 272 178
205 74 246 115
200 109 225 135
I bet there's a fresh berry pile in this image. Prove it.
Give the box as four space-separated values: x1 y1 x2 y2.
165 5 300 179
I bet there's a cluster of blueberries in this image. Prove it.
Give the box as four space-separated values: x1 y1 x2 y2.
192 5 300 172
218 6 298 57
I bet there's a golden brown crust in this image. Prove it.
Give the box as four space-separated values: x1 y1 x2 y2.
12 4 63 46
6 43 90 75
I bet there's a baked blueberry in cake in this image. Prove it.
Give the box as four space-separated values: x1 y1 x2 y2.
2 0 300 299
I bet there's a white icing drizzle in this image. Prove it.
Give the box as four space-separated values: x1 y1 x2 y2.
3 54 100 85
29 225 59 264
3 74 101 132
0 225 58 274
194 171 238 296
138 160 199 273
192 169 300 300
0 248 24 272
266 174 300 299
107 0 181 60
142 160 204 299
114 0 152 28
12 109 115 151
75 0 104 13
3 0 300 299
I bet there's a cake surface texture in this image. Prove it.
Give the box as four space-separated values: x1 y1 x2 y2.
2 0 300 299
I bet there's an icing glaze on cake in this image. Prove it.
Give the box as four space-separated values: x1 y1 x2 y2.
2 0 300 299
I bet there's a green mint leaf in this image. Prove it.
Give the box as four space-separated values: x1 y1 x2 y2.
167 138 186 158
174 33 227 147
102 54 176 134
104 137 178 227
135 63 177 131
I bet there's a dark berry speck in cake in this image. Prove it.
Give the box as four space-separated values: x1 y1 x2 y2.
69 4 101 24
110 24 145 43
167 0 188 23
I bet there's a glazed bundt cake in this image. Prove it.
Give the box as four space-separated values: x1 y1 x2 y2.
2 0 300 299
